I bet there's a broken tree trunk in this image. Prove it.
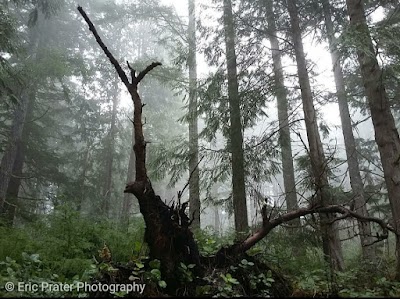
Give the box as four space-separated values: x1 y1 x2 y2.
77 6 203 290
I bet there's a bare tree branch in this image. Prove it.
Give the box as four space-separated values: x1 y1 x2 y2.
232 204 396 254
77 6 130 88
134 62 163 85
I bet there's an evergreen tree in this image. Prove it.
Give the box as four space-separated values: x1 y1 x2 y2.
345 0 400 278
286 0 344 271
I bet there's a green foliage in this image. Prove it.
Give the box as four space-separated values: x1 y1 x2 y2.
147 261 166 289
0 203 148 297
0 2 22 103
336 271 400 297
178 262 196 284
293 261 400 297
128 258 167 292
295 268 332 296
194 230 278 297
245 228 400 297
1 0 399 297
217 273 239 297
148 135 189 187
197 256 276 297
233 258 275 296
194 227 235 256
196 270 243 297
0 204 145 282
0 252 96 297
2 210 399 297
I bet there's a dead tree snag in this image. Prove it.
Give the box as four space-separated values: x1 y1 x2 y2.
78 6 202 291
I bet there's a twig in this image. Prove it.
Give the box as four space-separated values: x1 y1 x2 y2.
26 107 50 124
10 173 36 180
352 115 371 128
247 118 304 149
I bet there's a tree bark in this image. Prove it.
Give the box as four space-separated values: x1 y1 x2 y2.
345 0 400 277
286 0 344 271
222 0 248 236
188 0 201 230
321 0 375 261
265 0 300 227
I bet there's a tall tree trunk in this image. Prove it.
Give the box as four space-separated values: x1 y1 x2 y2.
102 75 119 217
4 96 35 225
3 140 24 225
0 87 37 220
265 0 300 227
222 0 248 236
0 9 42 221
188 0 200 230
286 0 344 271
322 0 374 261
214 207 220 235
77 146 90 212
345 0 400 278
211 182 221 235
121 124 135 225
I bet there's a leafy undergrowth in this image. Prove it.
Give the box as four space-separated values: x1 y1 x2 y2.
0 204 145 297
83 254 289 297
1 208 399 297
258 228 400 297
